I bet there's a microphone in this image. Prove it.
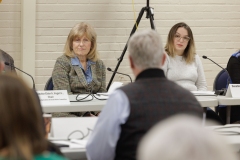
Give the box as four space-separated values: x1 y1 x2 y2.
107 67 132 83
202 55 230 94
4 62 35 89
202 56 226 70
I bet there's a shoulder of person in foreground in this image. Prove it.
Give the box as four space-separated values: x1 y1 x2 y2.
34 152 68 160
86 89 129 160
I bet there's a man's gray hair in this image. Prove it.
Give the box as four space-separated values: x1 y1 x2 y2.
128 29 164 70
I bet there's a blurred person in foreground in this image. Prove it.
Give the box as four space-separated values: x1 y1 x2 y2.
138 114 238 160
0 74 67 160
86 29 203 160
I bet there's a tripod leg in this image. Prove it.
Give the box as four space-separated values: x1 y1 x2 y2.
149 13 155 29
106 7 146 91
147 7 155 29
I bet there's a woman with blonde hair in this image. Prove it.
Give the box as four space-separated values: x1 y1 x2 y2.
0 74 66 160
52 22 106 95
163 22 223 124
163 22 207 91
52 22 106 117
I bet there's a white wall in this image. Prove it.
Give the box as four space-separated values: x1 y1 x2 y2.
1 0 240 90
0 0 21 68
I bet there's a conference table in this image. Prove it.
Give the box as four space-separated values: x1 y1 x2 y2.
57 125 240 160
195 95 240 124
217 96 240 124
42 94 107 113
42 94 240 124
207 124 240 153
42 95 219 113
45 93 240 159
52 123 240 160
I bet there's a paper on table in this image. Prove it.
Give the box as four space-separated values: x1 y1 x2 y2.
207 124 240 135
51 140 84 148
93 94 109 100
97 82 123 96
70 139 88 147
191 91 216 96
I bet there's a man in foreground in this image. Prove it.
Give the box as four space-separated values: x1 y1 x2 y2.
86 29 203 160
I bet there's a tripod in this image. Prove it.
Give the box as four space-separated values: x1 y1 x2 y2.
107 0 156 90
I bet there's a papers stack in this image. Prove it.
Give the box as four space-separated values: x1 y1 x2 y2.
191 91 216 96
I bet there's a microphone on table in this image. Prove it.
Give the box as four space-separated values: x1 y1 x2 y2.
202 55 230 95
107 67 132 83
4 62 35 90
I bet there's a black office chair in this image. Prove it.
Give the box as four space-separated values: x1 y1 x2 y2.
213 69 240 124
44 77 54 90
212 69 229 124
213 69 228 91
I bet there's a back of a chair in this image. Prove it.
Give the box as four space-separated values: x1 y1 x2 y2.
44 77 54 90
213 69 228 91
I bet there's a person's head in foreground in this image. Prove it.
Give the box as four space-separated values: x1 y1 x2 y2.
0 74 64 160
128 29 166 76
137 114 238 160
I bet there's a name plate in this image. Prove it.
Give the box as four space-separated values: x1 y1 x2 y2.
37 90 70 106
225 84 240 98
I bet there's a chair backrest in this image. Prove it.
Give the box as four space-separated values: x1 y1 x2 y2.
44 77 54 90
213 69 228 91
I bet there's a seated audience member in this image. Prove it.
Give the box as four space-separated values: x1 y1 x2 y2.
0 74 67 160
138 114 238 160
0 49 16 73
162 22 207 91
52 22 106 117
219 50 240 124
86 29 203 160
162 22 223 124
227 50 240 84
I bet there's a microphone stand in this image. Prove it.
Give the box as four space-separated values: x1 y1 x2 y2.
202 56 230 95
106 0 155 91
5 62 35 90
107 67 132 83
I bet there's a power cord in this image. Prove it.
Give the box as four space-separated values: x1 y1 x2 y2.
67 128 93 140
